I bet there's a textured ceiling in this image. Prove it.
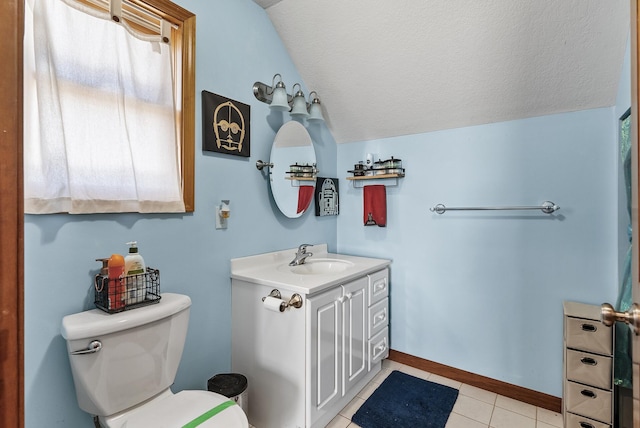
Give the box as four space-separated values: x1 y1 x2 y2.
254 0 630 144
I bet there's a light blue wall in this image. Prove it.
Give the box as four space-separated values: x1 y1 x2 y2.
336 107 620 397
23 1 337 427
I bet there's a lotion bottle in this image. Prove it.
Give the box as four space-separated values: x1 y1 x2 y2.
124 241 146 304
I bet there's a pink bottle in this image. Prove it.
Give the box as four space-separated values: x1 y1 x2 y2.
108 254 125 310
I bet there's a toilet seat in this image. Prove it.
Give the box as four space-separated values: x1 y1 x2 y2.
102 390 248 428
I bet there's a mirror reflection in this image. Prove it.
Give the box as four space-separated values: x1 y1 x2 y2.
270 121 316 218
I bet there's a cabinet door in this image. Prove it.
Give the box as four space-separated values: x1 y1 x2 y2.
308 286 343 425
342 277 368 395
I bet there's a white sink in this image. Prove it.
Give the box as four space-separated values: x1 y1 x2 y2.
231 244 391 294
284 258 354 275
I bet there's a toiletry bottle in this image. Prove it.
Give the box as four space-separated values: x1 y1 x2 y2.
124 241 146 304
95 258 109 307
107 254 125 310
95 258 109 276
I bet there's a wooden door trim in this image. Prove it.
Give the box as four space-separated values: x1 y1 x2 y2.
0 1 25 427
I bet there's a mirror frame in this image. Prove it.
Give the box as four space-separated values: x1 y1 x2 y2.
269 121 317 218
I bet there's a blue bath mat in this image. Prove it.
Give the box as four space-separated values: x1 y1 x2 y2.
352 370 459 428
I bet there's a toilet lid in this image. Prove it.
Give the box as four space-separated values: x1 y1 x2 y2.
117 390 248 428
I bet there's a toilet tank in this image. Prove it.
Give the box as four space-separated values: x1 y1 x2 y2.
61 293 192 416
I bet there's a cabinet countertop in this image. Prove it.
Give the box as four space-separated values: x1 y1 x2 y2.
230 244 391 295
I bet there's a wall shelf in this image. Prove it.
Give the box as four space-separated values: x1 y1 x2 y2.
284 176 316 187
285 176 316 181
346 174 404 181
346 173 404 188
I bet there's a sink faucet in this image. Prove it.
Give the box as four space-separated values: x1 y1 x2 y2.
290 244 314 266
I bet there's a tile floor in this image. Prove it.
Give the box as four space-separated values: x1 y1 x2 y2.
247 359 563 428
324 359 564 428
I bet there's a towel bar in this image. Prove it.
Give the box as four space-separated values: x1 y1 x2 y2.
430 201 559 215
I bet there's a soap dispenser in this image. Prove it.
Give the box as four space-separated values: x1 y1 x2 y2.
95 258 109 277
124 241 146 304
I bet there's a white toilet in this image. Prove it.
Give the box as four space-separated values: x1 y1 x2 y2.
61 293 248 428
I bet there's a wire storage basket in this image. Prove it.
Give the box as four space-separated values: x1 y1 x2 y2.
94 267 161 313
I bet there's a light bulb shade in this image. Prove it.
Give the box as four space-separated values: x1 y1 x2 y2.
290 95 309 117
307 101 324 122
269 86 290 111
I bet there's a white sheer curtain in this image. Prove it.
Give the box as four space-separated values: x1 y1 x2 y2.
24 0 185 214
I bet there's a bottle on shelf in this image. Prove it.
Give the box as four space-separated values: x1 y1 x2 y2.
107 254 125 310
124 241 146 305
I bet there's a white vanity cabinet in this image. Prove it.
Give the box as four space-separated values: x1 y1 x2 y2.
307 268 389 426
231 248 389 428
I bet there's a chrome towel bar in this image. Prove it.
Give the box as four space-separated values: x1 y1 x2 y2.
430 201 559 215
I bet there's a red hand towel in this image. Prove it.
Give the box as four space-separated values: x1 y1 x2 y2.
297 185 314 214
363 185 386 227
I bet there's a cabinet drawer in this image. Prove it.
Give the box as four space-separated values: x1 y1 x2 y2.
368 269 389 306
368 327 389 370
566 349 611 390
565 381 612 424
565 412 611 428
566 317 612 355
368 298 388 339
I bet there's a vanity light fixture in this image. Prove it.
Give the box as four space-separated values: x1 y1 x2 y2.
269 74 289 111
253 74 325 122
290 84 309 118
307 91 324 122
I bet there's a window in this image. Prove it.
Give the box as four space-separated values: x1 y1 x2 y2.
24 0 195 213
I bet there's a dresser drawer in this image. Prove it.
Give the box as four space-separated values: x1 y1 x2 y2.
565 381 612 424
368 327 389 370
368 298 388 339
566 349 612 390
367 269 388 306
565 317 612 355
565 412 611 428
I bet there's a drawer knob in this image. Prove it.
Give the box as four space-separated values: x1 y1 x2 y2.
580 323 597 332
601 302 640 335
579 422 595 428
580 389 597 399
580 357 597 366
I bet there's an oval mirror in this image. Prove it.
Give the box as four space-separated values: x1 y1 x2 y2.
270 121 317 218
